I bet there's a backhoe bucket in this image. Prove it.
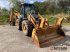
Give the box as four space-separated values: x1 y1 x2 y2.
32 16 65 48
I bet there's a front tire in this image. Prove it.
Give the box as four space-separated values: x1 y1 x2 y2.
22 20 33 37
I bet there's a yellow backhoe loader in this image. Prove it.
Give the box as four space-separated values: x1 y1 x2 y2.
10 3 65 48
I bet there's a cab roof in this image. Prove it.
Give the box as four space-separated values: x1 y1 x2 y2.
20 3 35 7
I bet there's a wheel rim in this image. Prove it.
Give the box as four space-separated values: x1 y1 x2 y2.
23 24 27 32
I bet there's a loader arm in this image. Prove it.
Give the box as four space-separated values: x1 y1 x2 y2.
27 13 49 29
55 16 64 27
27 14 37 28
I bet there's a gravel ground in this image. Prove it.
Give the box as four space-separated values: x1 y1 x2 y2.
0 25 70 52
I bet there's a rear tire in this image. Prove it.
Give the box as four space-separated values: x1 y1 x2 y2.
10 21 15 26
22 20 33 37
12 21 15 26
18 21 22 31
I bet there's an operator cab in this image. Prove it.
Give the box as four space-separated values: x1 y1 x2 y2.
20 3 38 19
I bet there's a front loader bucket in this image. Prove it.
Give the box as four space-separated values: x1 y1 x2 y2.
31 14 65 47
32 26 65 48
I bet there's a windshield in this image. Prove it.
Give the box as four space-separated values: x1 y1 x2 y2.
25 6 35 14
21 6 36 14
